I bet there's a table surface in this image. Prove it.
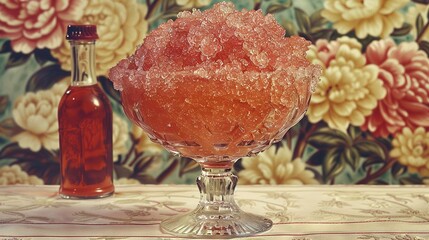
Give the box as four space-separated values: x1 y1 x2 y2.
0 184 428 239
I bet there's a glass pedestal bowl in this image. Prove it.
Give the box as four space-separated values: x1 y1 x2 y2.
109 3 320 238
118 73 314 238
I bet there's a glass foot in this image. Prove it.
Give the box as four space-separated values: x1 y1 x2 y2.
161 207 272 237
160 166 273 238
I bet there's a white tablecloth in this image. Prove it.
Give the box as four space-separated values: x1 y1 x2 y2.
0 185 428 239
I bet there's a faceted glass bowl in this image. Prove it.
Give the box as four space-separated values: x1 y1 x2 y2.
119 76 312 237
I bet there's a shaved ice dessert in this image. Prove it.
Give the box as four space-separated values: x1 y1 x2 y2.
109 2 321 237
109 2 320 167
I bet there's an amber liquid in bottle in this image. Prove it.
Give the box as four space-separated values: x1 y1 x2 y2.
58 26 114 199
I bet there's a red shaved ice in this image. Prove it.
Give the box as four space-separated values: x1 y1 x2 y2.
109 2 321 164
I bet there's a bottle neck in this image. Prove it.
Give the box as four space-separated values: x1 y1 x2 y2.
69 40 97 86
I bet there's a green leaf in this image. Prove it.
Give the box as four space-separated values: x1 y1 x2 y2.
399 175 423 185
391 162 407 177
391 23 412 36
309 28 334 42
133 156 156 173
367 179 389 185
0 40 12 54
322 148 345 182
156 157 179 183
341 147 360 171
0 143 59 184
114 164 133 178
99 76 121 103
134 174 157 184
362 156 384 170
416 14 424 36
419 40 429 57
0 142 54 162
295 7 311 33
0 95 8 115
6 52 31 69
298 32 312 42
25 64 69 92
266 0 292 14
282 20 298 37
354 141 386 159
309 9 328 28
348 126 362 139
179 157 199 177
34 48 58 66
308 128 349 149
306 149 326 166
359 35 381 52
328 29 342 41
412 0 429 5
0 118 22 138
375 137 392 150
24 160 60 184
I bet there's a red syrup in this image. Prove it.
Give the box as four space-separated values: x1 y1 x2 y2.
58 84 114 198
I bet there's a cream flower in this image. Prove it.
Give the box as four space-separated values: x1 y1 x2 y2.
176 0 211 8
115 177 140 185
406 3 429 41
238 144 319 185
112 113 129 161
51 0 148 76
131 124 164 154
12 82 68 152
322 0 408 39
390 127 429 176
307 37 386 132
0 165 43 185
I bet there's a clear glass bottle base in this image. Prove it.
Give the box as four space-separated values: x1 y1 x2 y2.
160 207 273 238
59 191 114 199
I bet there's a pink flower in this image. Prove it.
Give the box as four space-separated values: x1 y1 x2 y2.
308 39 339 68
362 39 429 137
0 0 87 54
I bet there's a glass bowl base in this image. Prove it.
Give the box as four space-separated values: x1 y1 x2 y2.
160 206 273 238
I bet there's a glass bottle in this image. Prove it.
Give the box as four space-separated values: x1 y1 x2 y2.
58 25 114 199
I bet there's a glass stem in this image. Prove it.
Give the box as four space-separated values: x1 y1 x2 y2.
196 167 238 213
160 165 273 236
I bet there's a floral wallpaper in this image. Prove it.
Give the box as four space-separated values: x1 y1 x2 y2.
0 0 428 186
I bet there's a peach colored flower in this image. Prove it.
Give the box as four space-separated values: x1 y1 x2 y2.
0 165 43 185
322 0 408 39
362 39 429 137
307 37 386 132
390 127 429 176
306 37 361 69
0 0 87 54
12 82 68 152
51 0 148 76
238 144 319 185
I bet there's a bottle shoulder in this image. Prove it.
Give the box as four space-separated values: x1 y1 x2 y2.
59 84 112 112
